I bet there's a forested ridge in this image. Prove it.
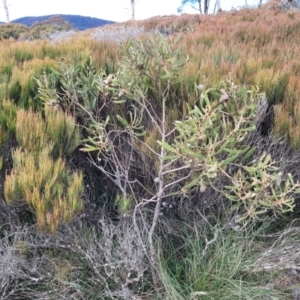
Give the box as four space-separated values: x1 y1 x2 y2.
0 14 115 31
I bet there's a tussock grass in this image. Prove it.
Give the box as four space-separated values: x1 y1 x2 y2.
158 216 292 299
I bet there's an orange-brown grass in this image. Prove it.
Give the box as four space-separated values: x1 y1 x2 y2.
5 148 83 233
2 3 300 146
0 36 120 109
118 6 300 148
0 99 16 135
140 5 300 148
16 106 80 159
5 107 83 233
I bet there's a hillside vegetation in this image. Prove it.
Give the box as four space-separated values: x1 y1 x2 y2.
1 14 115 31
1 2 300 299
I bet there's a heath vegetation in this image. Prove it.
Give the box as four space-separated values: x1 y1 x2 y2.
1 1 300 299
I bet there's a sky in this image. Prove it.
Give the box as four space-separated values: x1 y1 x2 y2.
0 0 260 23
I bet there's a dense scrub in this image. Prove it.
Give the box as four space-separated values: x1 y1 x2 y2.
1 2 300 299
0 21 76 41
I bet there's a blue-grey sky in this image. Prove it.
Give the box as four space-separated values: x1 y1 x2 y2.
1 0 259 23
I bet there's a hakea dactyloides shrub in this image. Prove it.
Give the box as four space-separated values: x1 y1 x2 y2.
113 35 300 221
4 106 83 233
35 33 300 223
33 33 300 291
157 79 299 221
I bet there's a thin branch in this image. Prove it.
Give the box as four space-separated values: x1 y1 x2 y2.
163 170 192 190
161 165 190 176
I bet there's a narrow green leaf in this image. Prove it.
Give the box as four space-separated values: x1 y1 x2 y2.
222 147 240 155
239 126 256 132
221 151 240 165
259 201 273 207
288 173 294 185
225 195 239 202
157 141 177 153
184 177 199 189
253 209 268 215
243 166 258 173
224 185 236 190
113 99 127 104
241 147 256 162
134 131 146 137
80 145 100 152
163 155 178 161
116 115 129 126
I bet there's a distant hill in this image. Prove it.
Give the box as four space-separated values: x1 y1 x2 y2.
11 14 115 31
30 15 75 30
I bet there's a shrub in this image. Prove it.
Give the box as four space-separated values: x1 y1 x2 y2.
0 219 149 300
0 23 29 40
4 106 83 233
35 33 300 294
